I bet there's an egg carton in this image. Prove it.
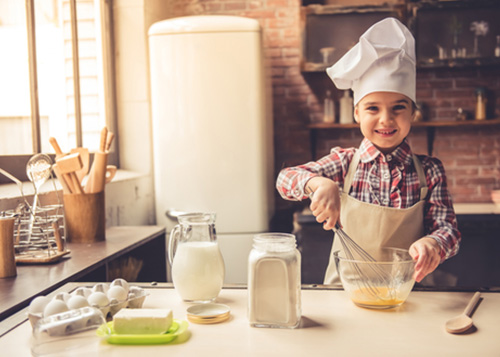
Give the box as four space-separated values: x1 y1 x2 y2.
28 279 149 327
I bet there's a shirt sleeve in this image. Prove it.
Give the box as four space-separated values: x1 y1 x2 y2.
421 156 461 262
275 147 351 201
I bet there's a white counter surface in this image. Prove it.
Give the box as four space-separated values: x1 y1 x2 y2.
1 284 498 356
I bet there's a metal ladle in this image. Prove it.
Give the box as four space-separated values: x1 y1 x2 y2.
26 154 52 242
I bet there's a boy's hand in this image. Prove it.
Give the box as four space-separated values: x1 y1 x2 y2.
409 237 441 283
305 177 340 231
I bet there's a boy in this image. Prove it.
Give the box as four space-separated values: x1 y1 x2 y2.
276 18 460 284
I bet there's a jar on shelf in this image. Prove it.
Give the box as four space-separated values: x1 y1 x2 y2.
248 233 301 329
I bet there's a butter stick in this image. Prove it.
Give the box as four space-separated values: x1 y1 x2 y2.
113 308 173 335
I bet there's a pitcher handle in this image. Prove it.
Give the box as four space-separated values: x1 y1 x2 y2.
168 224 181 266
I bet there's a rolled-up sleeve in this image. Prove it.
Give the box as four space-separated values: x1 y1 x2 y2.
276 147 350 201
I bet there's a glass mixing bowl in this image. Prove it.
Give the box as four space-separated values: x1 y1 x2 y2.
334 247 415 309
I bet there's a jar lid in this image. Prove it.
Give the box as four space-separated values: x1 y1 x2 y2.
186 303 230 324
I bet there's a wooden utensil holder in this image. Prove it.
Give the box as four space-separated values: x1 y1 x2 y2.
0 215 17 278
63 191 105 243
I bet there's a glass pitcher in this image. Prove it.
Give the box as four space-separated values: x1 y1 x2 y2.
168 213 225 303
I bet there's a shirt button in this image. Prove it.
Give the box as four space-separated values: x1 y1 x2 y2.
383 173 390 179
383 199 389 205
386 155 392 161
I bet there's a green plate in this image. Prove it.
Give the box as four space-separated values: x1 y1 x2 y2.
97 319 189 345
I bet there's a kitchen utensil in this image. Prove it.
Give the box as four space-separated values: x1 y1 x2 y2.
51 164 72 194
0 213 17 278
63 191 105 243
105 131 114 152
84 152 108 193
56 152 84 194
168 213 225 303
26 154 53 242
70 147 89 183
49 137 66 159
0 168 30 207
333 224 392 298
445 291 481 334
99 127 108 152
334 247 415 309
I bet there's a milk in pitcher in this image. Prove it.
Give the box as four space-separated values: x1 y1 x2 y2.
172 241 225 302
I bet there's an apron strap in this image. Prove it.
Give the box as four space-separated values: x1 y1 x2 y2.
342 150 361 193
412 154 428 201
342 151 428 201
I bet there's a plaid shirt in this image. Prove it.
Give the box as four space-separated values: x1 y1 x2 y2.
276 138 460 262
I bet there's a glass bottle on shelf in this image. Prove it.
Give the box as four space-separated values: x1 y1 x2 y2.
475 87 487 121
339 90 354 124
323 90 335 123
495 36 500 58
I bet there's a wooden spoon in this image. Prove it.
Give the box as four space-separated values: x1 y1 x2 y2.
445 291 481 334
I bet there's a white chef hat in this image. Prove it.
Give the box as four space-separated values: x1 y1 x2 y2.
326 17 416 105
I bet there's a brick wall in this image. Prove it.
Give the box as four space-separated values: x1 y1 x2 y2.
164 0 500 211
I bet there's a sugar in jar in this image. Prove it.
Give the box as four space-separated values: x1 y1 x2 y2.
248 233 301 328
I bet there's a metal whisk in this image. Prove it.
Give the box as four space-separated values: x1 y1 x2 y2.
333 223 392 298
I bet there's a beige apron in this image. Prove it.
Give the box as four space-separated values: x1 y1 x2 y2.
324 151 428 285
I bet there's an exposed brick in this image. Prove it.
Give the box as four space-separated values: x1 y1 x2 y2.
224 2 247 11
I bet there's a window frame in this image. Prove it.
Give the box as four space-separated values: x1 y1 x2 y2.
0 0 118 184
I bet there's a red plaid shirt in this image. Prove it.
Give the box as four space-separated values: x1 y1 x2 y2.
276 138 460 261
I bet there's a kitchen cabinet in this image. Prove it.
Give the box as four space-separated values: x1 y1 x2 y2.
1 283 500 356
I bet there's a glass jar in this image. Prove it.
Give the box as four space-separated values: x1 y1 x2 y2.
248 233 301 328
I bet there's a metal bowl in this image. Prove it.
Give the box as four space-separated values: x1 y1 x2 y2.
334 247 415 309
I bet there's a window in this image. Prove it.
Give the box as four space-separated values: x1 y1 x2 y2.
0 0 116 183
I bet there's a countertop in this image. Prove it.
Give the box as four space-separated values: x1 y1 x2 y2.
0 226 166 321
1 283 498 356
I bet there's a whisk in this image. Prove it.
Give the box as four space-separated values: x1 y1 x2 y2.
333 223 392 298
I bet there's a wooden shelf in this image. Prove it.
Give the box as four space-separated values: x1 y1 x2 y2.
307 118 500 158
308 118 500 129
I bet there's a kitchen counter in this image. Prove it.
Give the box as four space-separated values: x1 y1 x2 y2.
1 283 499 356
0 226 166 321
453 203 500 215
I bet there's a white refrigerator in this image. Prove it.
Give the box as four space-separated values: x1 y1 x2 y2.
148 15 274 283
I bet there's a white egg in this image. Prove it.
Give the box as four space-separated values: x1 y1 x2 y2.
107 285 128 302
29 296 51 315
67 295 90 309
88 292 109 307
110 279 129 293
43 299 69 317
92 283 109 294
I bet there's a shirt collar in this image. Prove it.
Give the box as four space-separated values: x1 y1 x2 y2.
358 138 414 166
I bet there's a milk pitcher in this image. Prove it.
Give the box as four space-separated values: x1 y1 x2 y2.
168 213 225 302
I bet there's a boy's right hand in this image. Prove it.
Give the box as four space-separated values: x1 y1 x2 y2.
306 177 341 231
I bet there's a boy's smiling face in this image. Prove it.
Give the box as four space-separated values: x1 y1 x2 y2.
354 92 414 154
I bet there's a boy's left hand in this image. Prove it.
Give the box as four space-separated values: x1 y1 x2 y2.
408 237 441 283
